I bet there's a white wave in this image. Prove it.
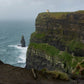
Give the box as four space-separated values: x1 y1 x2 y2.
8 44 27 64
18 47 27 63
8 45 16 47
8 44 19 48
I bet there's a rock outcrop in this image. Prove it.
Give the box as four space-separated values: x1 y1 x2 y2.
26 10 84 77
21 35 26 47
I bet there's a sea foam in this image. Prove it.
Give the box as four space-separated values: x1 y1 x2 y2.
8 44 27 66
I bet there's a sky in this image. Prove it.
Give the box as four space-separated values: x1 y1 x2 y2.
0 0 84 20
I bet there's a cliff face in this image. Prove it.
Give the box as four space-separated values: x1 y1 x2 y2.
31 11 84 56
26 11 84 75
26 43 65 71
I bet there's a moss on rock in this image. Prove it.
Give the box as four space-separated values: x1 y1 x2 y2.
29 43 59 57
40 69 69 81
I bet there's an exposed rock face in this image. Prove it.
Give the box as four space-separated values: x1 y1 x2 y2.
26 11 84 76
21 35 26 47
26 46 64 71
31 11 84 56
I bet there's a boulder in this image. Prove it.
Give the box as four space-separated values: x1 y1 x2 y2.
21 35 26 47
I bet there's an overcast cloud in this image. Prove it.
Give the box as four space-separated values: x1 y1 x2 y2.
0 0 84 20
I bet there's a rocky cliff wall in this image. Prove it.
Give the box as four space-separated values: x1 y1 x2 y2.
31 11 84 56
26 43 65 71
26 11 84 76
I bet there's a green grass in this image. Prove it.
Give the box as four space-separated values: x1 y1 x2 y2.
29 43 59 57
59 52 73 67
39 10 84 19
40 69 69 80
67 40 84 52
31 32 46 39
60 52 84 69
28 43 84 73
38 10 84 20
76 10 84 13
39 12 71 19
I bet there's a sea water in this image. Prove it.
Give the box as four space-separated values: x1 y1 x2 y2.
0 20 35 68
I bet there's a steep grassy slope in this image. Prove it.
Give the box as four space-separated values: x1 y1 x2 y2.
26 43 84 73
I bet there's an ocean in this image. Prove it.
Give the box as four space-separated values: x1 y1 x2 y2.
0 20 35 68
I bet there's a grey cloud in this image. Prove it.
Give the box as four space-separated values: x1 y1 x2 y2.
0 0 83 20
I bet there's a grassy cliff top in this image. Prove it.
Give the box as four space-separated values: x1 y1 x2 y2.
37 10 84 20
38 12 70 19
76 10 84 13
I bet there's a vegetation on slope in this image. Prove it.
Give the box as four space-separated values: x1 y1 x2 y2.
29 43 59 57
27 11 84 78
67 40 84 56
28 43 84 74
40 69 69 80
30 29 84 56
31 32 45 39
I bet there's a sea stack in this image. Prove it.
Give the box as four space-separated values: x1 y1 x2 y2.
21 35 26 47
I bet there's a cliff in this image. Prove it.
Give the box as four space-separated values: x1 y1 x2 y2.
26 11 84 77
0 11 84 84
31 11 84 56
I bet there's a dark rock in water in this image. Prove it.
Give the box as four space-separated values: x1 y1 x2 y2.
17 44 21 47
21 35 26 47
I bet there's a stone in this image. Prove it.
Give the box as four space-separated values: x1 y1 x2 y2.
21 35 26 47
